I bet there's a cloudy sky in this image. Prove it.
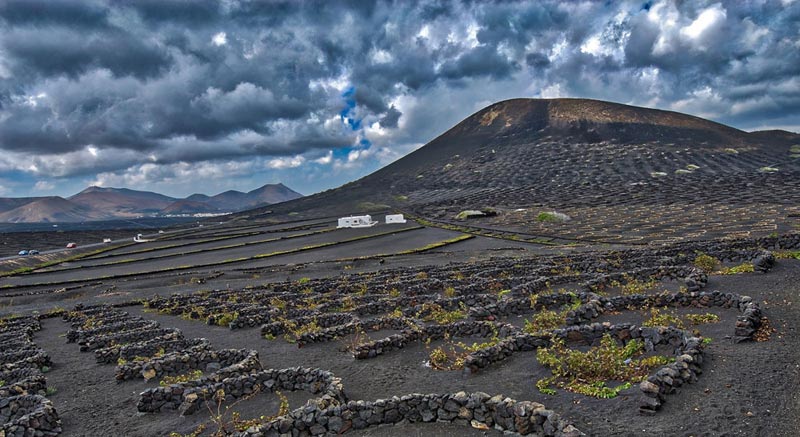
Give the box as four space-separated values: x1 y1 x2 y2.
0 0 798 198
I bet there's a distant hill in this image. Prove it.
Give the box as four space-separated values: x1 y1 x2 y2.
0 183 303 223
0 196 95 223
189 183 303 212
69 186 178 217
0 197 42 214
160 200 221 215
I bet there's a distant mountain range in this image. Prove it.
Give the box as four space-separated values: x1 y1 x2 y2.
0 183 302 223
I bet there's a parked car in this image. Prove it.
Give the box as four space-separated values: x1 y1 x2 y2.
103 238 112 243
66 242 77 249
28 250 40 255
18 250 28 256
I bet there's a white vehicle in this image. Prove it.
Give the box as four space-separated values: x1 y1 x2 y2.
133 233 151 243
385 214 407 224
337 215 378 228
102 238 112 243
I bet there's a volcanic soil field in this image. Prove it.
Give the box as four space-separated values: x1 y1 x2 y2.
2 98 800 437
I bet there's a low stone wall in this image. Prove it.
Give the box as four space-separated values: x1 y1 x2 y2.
0 395 62 437
139 359 349 415
177 367 344 416
66 318 151 343
353 321 518 360
117 345 252 381
121 337 208 362
67 312 131 329
585 265 708 294
235 391 582 437
0 328 33 344
602 290 763 343
639 335 704 415
0 316 41 333
734 296 763 343
94 331 184 364
260 313 355 338
296 321 361 347
79 327 179 352
0 349 51 372
0 372 47 398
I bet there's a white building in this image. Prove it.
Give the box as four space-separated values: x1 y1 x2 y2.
385 214 406 224
337 215 378 228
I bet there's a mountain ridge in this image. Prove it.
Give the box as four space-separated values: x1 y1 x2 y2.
0 183 303 223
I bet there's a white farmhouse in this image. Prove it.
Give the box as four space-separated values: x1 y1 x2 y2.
337 215 377 228
385 214 406 224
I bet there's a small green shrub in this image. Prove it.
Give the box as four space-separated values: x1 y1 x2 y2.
536 211 569 223
523 310 565 333
160 370 203 386
535 334 672 398
642 308 684 328
417 303 467 325
686 313 720 325
717 263 754 275
693 252 719 273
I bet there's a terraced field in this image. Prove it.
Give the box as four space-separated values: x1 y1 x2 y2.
1 213 799 436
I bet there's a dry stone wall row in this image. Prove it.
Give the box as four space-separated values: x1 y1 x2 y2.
352 320 518 360
0 316 61 436
0 369 47 399
142 242 773 339
116 346 255 382
0 395 62 437
139 366 343 415
236 391 583 437
66 318 154 343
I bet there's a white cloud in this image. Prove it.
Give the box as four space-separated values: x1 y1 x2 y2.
33 180 55 191
267 156 306 169
370 49 393 64
680 3 726 50
212 32 227 46
313 151 333 165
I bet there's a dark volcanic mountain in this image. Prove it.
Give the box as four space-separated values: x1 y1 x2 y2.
0 183 303 223
241 98 800 243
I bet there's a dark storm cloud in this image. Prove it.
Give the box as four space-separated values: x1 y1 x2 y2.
0 0 797 191
123 0 222 24
441 45 519 80
4 27 172 79
0 0 110 28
